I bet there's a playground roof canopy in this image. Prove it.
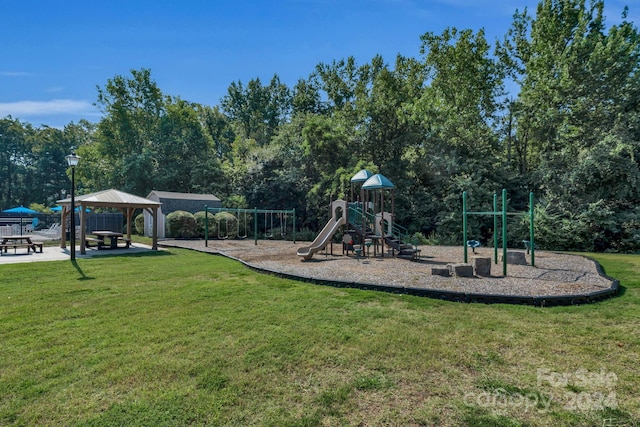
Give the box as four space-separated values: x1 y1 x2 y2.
362 173 394 190
350 169 373 183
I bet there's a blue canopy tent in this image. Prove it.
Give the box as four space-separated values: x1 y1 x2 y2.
1 205 38 235
50 205 89 212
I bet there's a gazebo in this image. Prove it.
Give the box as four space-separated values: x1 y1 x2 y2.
57 189 162 255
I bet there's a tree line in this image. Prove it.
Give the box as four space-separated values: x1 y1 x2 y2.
1 0 638 252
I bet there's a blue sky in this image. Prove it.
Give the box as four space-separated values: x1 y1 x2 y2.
1 0 636 128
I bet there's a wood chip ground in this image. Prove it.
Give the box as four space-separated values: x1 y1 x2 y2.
160 240 615 298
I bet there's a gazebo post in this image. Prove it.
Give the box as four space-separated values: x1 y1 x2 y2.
381 190 385 256
125 207 133 239
80 203 87 255
152 207 158 250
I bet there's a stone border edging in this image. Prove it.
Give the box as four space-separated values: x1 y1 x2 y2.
160 244 619 307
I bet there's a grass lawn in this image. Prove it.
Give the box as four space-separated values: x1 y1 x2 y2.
1 248 639 426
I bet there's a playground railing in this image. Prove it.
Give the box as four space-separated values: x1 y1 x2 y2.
381 218 408 241
347 206 375 230
348 206 409 242
390 221 408 241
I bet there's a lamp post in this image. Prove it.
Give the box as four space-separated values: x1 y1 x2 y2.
66 152 80 260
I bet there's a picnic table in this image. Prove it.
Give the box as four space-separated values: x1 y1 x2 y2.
91 231 131 250
0 235 43 255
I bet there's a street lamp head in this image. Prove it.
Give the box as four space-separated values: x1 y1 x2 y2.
66 152 81 167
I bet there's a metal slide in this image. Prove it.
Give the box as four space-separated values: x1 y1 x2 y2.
296 215 347 260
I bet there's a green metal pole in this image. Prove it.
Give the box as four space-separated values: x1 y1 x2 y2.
463 191 468 263
530 192 535 267
205 205 209 247
254 207 258 246
502 189 507 276
292 208 296 244
493 192 498 264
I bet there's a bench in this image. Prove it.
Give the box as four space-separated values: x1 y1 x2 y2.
85 237 103 248
91 236 131 250
0 243 38 255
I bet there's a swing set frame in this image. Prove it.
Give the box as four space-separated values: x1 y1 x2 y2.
204 206 296 247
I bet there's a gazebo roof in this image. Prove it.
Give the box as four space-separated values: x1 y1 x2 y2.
58 189 161 209
57 188 162 253
362 173 394 190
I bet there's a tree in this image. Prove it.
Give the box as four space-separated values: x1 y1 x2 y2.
0 118 30 207
411 27 505 238
93 68 167 193
498 0 640 250
220 75 291 146
197 105 235 160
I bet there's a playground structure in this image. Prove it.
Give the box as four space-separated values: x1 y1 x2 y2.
462 189 535 276
203 207 296 246
297 170 416 260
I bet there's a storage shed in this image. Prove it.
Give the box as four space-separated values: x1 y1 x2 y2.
144 191 222 238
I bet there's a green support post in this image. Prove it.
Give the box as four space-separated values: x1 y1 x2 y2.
530 192 535 267
463 191 468 263
205 205 209 247
502 189 507 276
254 207 258 246
292 209 296 244
493 192 498 264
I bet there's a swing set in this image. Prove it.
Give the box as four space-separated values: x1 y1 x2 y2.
204 206 296 246
462 189 535 276
263 211 288 238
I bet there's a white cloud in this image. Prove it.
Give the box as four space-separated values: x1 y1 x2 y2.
0 99 95 117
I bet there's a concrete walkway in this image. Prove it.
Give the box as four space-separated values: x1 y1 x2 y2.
0 243 154 265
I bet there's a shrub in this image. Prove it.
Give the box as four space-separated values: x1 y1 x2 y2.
214 212 238 239
296 227 317 242
134 213 145 235
194 211 216 238
166 210 198 238
409 232 429 245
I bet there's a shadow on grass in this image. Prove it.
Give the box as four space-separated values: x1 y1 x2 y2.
71 259 94 281
95 250 174 260
70 251 173 280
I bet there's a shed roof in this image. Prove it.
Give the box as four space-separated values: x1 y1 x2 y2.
148 190 221 202
147 190 221 214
